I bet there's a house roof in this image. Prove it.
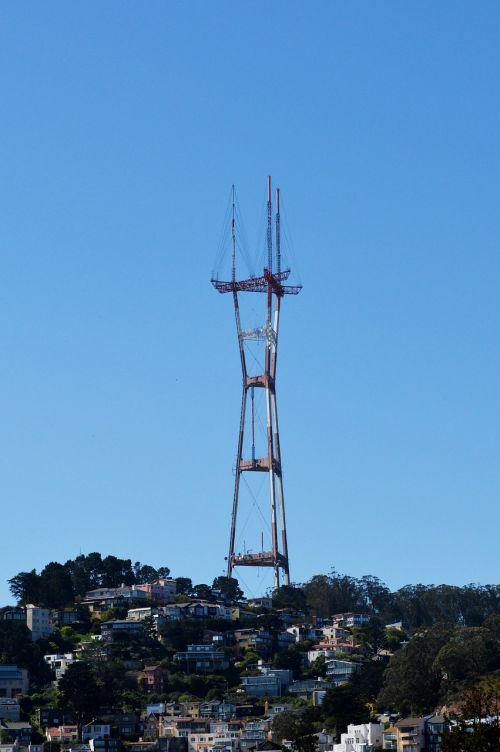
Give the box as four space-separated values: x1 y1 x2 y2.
395 717 424 727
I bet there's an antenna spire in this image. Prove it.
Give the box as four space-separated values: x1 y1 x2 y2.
276 187 281 276
231 184 236 283
267 176 273 273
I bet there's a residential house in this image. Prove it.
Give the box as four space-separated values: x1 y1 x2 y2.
83 586 147 612
331 613 370 629
50 608 84 627
115 713 139 738
46 726 79 744
25 605 53 642
140 666 167 694
320 626 350 642
89 741 120 752
100 620 144 640
425 715 448 752
382 727 397 751
314 730 336 752
143 714 161 741
239 721 270 752
325 659 359 686
163 605 184 621
274 610 306 627
174 646 229 673
0 666 29 698
36 708 71 729
82 723 111 742
240 667 292 697
199 703 223 720
288 679 335 700
286 625 323 643
188 721 241 752
44 653 77 681
308 640 358 664
159 718 208 739
332 723 384 752
181 602 232 621
233 630 273 658
0 723 31 746
124 742 158 752
0 701 20 722
392 717 428 752
1 610 26 624
275 632 295 650
246 598 273 610
135 579 177 604
127 607 166 633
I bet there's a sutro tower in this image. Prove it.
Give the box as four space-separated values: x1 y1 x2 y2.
211 177 302 588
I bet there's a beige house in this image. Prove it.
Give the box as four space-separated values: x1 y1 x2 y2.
383 717 427 752
26 605 53 642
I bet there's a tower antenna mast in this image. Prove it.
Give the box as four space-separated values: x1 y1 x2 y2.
211 177 301 589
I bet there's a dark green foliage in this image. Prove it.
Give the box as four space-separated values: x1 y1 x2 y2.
348 660 386 706
378 625 452 714
38 562 74 608
351 617 387 653
8 570 41 605
321 684 370 740
0 621 53 688
441 685 500 751
272 711 307 743
273 644 306 676
301 570 499 629
8 553 172 608
191 584 214 601
212 576 244 602
433 626 500 687
272 585 307 611
175 577 193 595
58 662 101 729
378 618 500 714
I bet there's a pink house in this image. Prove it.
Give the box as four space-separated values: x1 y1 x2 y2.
135 578 177 604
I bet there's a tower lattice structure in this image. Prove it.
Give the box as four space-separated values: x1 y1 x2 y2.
211 177 301 588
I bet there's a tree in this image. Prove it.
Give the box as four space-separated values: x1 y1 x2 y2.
351 617 386 654
192 584 214 601
39 562 74 607
175 577 193 595
273 644 305 677
272 711 304 743
212 576 244 603
433 627 500 690
0 621 52 688
133 563 159 584
378 625 452 714
8 570 41 605
100 555 135 588
441 685 500 751
272 585 307 612
321 684 370 741
58 662 101 737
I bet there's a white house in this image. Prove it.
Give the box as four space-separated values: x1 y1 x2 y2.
332 723 384 752
44 654 77 681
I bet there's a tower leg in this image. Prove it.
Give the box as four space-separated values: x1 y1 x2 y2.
271 390 290 585
228 386 247 578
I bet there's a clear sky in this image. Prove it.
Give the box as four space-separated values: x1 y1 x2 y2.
1 2 499 604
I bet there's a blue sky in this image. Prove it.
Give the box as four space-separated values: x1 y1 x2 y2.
0 2 499 604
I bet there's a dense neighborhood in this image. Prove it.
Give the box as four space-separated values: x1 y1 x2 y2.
0 554 498 752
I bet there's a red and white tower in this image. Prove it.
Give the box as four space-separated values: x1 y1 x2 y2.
211 177 302 589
